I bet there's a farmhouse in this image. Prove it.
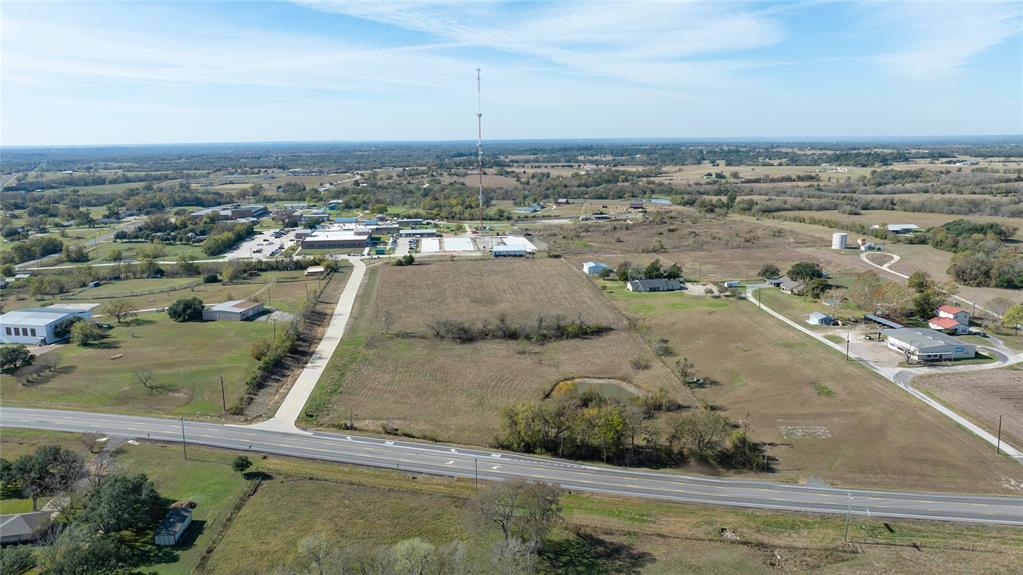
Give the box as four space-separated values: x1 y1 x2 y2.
881 328 975 362
627 279 683 292
0 306 95 345
583 261 611 275
937 305 970 325
928 316 969 334
0 511 52 544
300 230 369 249
806 312 835 326
776 276 805 295
154 508 192 547
202 300 264 321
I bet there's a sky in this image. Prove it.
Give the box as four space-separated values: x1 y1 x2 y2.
1 0 1021 146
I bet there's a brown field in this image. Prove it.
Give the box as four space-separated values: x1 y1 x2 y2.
777 210 1023 240
915 368 1023 450
304 259 686 444
603 290 1022 494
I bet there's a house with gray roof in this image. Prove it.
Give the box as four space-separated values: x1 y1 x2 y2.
0 511 53 544
627 279 683 293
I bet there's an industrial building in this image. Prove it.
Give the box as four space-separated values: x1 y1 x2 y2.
399 228 438 238
191 204 269 220
627 279 683 292
881 328 975 361
300 230 370 249
202 300 264 321
0 305 96 345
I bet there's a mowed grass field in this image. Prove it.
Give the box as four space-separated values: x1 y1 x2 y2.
5 270 331 315
0 312 273 418
195 446 1023 575
602 290 1022 494
303 259 686 444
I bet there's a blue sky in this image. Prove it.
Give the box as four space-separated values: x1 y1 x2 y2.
2 0 1021 145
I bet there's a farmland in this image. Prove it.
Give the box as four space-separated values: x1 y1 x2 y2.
915 367 1023 450
303 258 687 444
600 287 1021 494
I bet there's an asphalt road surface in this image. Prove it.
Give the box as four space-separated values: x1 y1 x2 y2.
2 407 1020 526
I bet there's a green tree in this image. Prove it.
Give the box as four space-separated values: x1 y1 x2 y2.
643 259 664 279
232 456 252 475
671 411 730 462
907 271 933 292
69 322 103 346
101 299 136 324
786 262 824 282
167 297 204 322
10 445 85 510
82 473 164 534
758 263 780 279
1 345 34 374
1003 304 1023 336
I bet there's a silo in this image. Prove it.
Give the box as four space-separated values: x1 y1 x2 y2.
832 232 848 250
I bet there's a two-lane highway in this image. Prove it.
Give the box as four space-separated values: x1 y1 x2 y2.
2 407 1020 525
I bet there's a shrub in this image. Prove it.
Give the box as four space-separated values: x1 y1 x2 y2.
70 322 104 346
167 297 204 322
0 345 34 374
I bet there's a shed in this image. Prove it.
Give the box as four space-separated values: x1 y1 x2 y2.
0 512 52 544
582 262 610 275
806 312 834 326
723 280 741 288
154 508 192 547
305 266 326 277
627 279 683 293
202 300 264 321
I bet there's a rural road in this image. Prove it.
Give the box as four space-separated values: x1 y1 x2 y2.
746 285 1023 463
3 406 1021 526
244 256 367 433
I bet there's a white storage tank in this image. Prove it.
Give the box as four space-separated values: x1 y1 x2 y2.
832 232 848 250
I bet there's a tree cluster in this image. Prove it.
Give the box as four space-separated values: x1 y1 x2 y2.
429 314 611 344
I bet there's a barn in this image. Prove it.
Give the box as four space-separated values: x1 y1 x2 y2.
202 300 264 321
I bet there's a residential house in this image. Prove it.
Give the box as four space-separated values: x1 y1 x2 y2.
627 279 683 293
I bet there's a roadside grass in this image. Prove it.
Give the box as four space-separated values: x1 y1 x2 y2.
0 312 273 418
824 335 845 345
144 445 1023 575
111 443 249 575
600 293 1022 494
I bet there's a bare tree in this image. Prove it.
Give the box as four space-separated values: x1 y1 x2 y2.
135 368 166 394
468 479 562 548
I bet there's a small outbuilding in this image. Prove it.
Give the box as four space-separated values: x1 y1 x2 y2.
806 312 835 326
0 511 52 544
627 279 683 293
723 280 741 288
305 266 326 277
202 300 264 321
154 508 192 547
582 262 611 275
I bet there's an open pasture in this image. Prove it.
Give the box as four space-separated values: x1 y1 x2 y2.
305 259 686 444
602 290 1021 494
776 209 1023 239
915 368 1023 450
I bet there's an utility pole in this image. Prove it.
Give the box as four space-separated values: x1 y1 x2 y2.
844 492 853 543
996 415 1002 455
846 332 850 361
220 376 227 412
180 418 188 460
475 68 485 233
475 457 479 495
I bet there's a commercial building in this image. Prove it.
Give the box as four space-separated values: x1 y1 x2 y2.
881 328 975 361
202 300 264 321
493 245 528 257
0 306 95 345
627 279 683 292
191 204 269 220
399 228 438 238
154 508 192 547
583 261 611 275
301 230 370 249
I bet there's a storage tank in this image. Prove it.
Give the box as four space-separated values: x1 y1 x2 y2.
831 232 848 250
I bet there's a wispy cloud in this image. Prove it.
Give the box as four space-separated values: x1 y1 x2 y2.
293 0 786 84
869 1 1023 78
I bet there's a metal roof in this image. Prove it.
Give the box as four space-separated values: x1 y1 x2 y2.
629 278 683 289
0 512 51 537
864 314 903 329
208 300 261 313
0 308 82 327
155 508 191 536
881 328 972 350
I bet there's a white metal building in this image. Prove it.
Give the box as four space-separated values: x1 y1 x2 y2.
881 328 975 361
0 306 94 345
583 262 610 275
493 245 528 257
202 300 264 321
831 232 848 250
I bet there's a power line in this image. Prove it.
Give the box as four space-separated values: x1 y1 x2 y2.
476 67 484 232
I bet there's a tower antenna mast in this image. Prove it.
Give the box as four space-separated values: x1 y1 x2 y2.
476 68 484 232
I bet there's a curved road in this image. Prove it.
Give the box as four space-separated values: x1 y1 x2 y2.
2 407 1021 525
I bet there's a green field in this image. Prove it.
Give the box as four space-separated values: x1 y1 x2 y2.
90 241 205 262
0 312 273 417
